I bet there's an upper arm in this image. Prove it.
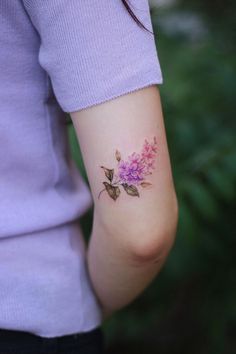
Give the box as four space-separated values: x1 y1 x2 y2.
23 0 177 245
70 86 177 245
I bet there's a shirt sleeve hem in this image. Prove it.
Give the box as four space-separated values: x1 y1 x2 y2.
63 78 163 114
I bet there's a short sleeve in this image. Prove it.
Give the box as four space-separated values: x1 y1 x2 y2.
23 0 163 113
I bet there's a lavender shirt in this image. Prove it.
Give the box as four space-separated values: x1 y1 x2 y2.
0 0 163 338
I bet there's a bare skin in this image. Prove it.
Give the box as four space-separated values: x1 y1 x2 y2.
70 86 178 320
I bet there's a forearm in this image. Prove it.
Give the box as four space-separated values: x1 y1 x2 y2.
86 205 177 320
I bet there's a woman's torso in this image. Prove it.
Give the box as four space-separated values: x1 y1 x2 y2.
0 0 102 337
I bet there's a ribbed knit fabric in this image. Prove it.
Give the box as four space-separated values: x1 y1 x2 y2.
0 0 163 338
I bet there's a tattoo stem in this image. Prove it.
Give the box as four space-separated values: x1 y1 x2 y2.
98 188 106 199
112 179 122 185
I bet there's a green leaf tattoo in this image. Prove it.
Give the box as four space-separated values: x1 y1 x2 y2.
103 182 121 201
121 183 140 197
100 167 114 182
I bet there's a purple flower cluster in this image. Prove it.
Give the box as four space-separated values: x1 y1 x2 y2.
117 138 157 186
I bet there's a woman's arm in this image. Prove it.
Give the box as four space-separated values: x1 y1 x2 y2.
22 0 177 318
70 85 178 320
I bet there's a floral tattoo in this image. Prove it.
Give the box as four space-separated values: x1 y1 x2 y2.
98 136 158 201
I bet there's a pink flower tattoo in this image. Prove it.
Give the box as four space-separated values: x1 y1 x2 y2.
98 137 158 201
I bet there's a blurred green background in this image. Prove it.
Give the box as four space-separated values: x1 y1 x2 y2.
67 0 236 353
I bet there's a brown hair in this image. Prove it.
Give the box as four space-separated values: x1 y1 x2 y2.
121 0 154 35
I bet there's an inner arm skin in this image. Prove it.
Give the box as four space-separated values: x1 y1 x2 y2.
70 86 178 321
88 204 177 321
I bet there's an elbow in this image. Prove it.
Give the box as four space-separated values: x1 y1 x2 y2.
129 192 179 264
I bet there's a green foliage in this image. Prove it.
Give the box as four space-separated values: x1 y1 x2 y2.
68 4 236 353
